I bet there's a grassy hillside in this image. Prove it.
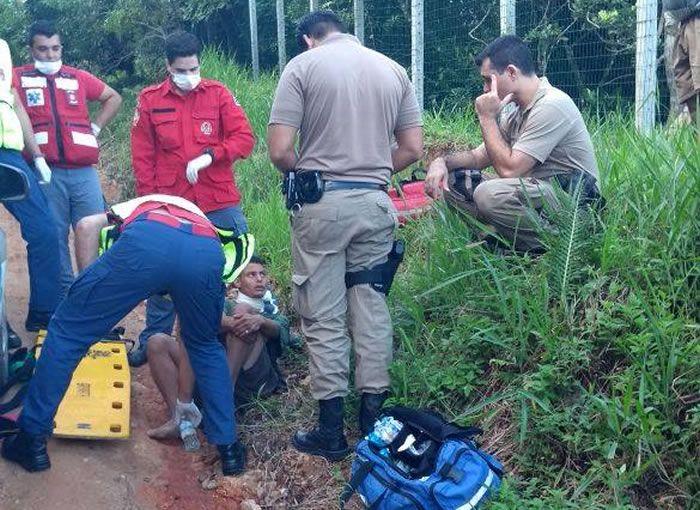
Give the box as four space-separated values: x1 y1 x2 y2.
102 50 699 509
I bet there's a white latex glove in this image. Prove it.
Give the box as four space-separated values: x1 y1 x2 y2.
34 156 52 184
185 153 213 184
174 399 202 428
91 122 101 137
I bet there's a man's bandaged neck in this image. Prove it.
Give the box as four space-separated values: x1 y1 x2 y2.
235 291 264 312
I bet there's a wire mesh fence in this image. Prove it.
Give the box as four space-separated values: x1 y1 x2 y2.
247 0 670 127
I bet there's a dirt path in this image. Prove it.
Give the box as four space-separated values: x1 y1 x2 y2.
0 205 361 509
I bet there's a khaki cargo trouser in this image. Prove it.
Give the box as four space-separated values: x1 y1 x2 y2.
674 15 700 113
445 175 558 252
291 188 397 401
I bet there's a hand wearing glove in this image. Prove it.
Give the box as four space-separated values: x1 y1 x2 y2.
33 156 52 184
174 399 203 428
185 153 213 184
91 122 101 137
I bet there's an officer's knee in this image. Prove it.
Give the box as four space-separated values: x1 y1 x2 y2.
472 180 501 219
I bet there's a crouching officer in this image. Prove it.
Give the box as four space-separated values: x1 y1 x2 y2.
268 11 423 461
1 194 246 476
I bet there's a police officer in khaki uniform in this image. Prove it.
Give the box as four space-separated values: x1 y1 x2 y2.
664 0 700 119
426 36 600 253
267 11 423 461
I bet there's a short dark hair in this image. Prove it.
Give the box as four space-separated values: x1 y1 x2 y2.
28 20 59 47
248 255 266 267
165 31 201 64
474 35 536 76
295 10 346 51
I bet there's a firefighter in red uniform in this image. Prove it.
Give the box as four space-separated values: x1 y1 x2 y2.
129 31 255 367
13 20 122 326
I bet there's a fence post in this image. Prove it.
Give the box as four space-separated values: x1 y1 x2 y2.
500 0 516 35
354 0 365 44
249 0 259 80
277 0 286 72
309 0 318 10
411 0 424 111
635 0 657 133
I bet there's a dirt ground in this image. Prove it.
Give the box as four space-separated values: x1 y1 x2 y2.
0 204 361 509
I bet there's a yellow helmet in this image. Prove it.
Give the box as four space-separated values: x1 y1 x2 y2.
98 225 255 284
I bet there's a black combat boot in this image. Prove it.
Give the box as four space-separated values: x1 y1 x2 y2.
218 441 246 476
359 391 389 436
292 397 349 461
1 430 51 472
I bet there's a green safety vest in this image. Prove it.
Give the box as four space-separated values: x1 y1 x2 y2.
98 224 255 284
0 39 23 151
0 95 24 151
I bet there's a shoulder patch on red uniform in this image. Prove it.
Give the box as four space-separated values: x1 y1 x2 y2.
140 81 167 98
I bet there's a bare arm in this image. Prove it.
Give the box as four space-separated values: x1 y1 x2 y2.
475 75 536 178
12 89 42 157
443 144 491 170
92 85 122 130
425 144 491 198
267 124 298 171
228 312 280 342
478 116 536 178
391 126 424 173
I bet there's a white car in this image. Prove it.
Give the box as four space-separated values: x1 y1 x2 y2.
0 162 29 387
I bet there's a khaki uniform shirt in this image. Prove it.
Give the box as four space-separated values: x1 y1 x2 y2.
269 33 423 185
499 77 599 182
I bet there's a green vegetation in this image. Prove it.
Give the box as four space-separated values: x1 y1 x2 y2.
5 0 653 109
102 51 699 509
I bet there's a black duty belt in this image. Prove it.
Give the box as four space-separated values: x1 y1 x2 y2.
323 180 387 192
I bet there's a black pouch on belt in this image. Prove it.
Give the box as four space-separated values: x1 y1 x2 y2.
283 170 324 209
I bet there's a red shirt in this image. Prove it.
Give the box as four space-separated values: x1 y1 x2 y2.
13 64 106 167
130 78 255 213
123 202 217 239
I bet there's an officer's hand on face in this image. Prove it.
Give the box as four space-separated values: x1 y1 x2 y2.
185 153 214 184
425 157 449 199
475 75 514 120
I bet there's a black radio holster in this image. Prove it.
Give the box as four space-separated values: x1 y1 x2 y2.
282 170 324 210
345 240 405 295
452 168 483 202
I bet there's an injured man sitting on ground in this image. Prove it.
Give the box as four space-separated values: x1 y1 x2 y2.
146 256 291 440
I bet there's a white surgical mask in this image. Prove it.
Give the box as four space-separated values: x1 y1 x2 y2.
34 59 62 75
171 72 201 92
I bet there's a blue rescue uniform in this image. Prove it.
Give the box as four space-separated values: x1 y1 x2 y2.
18 210 236 445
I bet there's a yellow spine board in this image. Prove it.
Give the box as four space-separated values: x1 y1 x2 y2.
35 331 131 439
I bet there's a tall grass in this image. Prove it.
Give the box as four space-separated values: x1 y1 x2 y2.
102 51 699 509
